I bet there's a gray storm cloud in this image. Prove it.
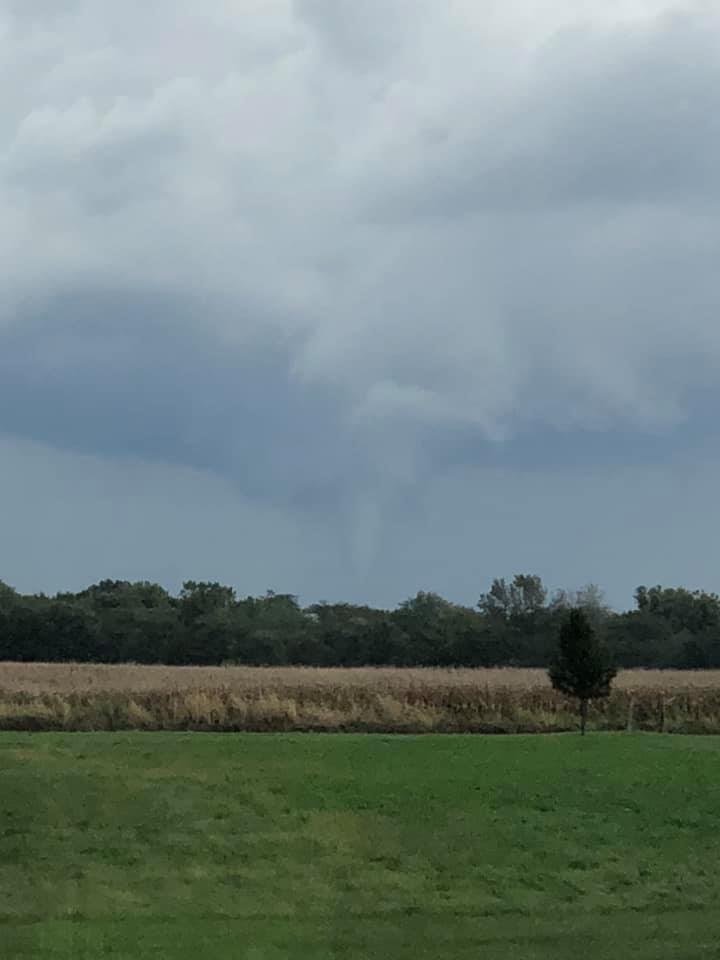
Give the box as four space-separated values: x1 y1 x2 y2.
1 0 719 599
4 2 719 428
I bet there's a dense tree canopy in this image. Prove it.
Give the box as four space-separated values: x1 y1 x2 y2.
0 575 719 668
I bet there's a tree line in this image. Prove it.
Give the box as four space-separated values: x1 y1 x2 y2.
0 574 719 668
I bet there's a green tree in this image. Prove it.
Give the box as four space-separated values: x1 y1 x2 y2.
551 583 611 627
393 592 459 665
0 580 18 610
477 575 554 666
178 581 236 624
549 608 617 735
305 602 386 666
634 584 720 631
479 574 547 621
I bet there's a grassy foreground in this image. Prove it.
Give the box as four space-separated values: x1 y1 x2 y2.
2 733 720 959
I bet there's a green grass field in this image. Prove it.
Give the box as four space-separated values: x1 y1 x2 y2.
2 733 720 959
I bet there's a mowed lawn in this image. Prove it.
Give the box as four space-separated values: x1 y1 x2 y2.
2 734 720 959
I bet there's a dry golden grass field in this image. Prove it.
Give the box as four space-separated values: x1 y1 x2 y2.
3 662 720 732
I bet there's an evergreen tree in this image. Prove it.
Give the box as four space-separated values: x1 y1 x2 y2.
549 608 617 735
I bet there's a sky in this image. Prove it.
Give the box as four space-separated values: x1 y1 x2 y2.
2 0 720 611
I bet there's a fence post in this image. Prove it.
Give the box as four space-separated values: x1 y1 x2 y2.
626 697 634 733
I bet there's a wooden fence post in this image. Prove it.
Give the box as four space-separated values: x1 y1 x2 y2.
626 697 634 733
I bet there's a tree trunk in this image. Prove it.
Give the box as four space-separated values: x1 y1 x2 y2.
580 698 588 736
